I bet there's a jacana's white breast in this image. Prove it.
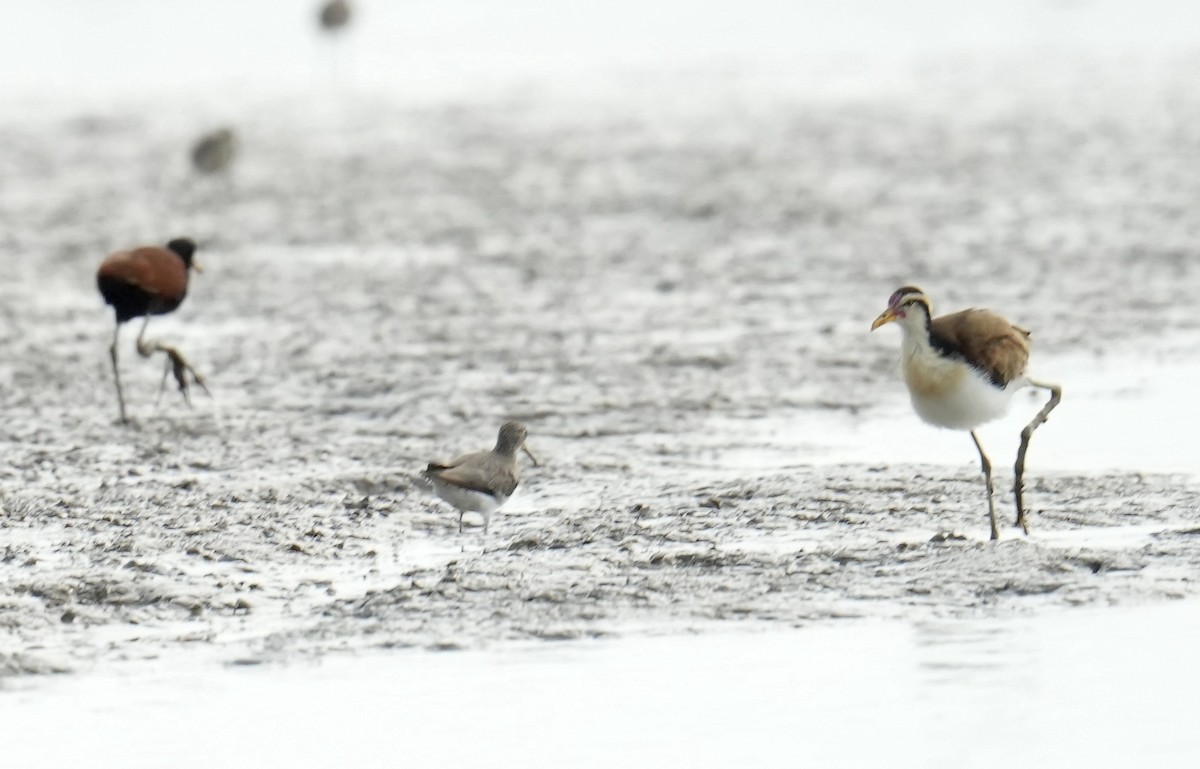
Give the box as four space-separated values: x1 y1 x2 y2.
901 335 1018 430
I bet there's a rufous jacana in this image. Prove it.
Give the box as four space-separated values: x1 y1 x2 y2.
97 238 211 423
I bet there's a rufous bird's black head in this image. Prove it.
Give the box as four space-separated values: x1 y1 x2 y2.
167 238 200 270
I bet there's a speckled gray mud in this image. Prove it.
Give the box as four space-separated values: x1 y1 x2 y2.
3 463 1200 674
2 55 1200 676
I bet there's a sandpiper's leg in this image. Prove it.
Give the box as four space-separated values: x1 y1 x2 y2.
971 430 999 541
135 316 213 407
483 512 490 536
458 511 464 534
109 322 127 424
1014 379 1063 534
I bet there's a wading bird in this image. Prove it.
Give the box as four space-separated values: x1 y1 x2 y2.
871 286 1062 539
423 421 538 534
97 238 211 424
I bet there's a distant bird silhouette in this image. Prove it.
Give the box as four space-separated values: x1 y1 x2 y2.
191 128 237 175
318 0 352 32
97 238 211 423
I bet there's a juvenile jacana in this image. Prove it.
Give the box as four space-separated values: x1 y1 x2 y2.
871 286 1062 539
97 238 211 424
423 422 538 534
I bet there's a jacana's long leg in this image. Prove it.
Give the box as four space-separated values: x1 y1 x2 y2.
155 359 172 407
1013 379 1062 534
135 315 213 407
134 315 152 352
110 322 127 424
971 430 999 541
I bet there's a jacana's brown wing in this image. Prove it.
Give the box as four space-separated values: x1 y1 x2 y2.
930 308 1031 387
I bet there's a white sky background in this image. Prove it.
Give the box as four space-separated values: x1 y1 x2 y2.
2 0 1200 100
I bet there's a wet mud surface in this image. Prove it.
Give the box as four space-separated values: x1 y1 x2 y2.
2 56 1200 676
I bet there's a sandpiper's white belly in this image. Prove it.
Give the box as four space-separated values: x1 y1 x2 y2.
902 347 1023 430
431 481 506 514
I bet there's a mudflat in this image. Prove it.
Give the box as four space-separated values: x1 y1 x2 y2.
2 55 1199 676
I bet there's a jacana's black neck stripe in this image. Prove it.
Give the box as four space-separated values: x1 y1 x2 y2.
923 311 1007 388
917 302 966 363
925 314 964 362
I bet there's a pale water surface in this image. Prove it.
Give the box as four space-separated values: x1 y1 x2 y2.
3 599 1198 767
714 345 1200 478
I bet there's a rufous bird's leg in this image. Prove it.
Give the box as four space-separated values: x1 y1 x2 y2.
1014 379 1063 535
155 358 172 407
971 430 999 541
135 316 213 408
110 322 128 424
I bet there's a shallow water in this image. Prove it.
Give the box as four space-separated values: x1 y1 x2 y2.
715 345 1200 476
4 599 1199 767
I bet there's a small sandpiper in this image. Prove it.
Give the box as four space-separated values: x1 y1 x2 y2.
423 421 538 534
871 286 1062 539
